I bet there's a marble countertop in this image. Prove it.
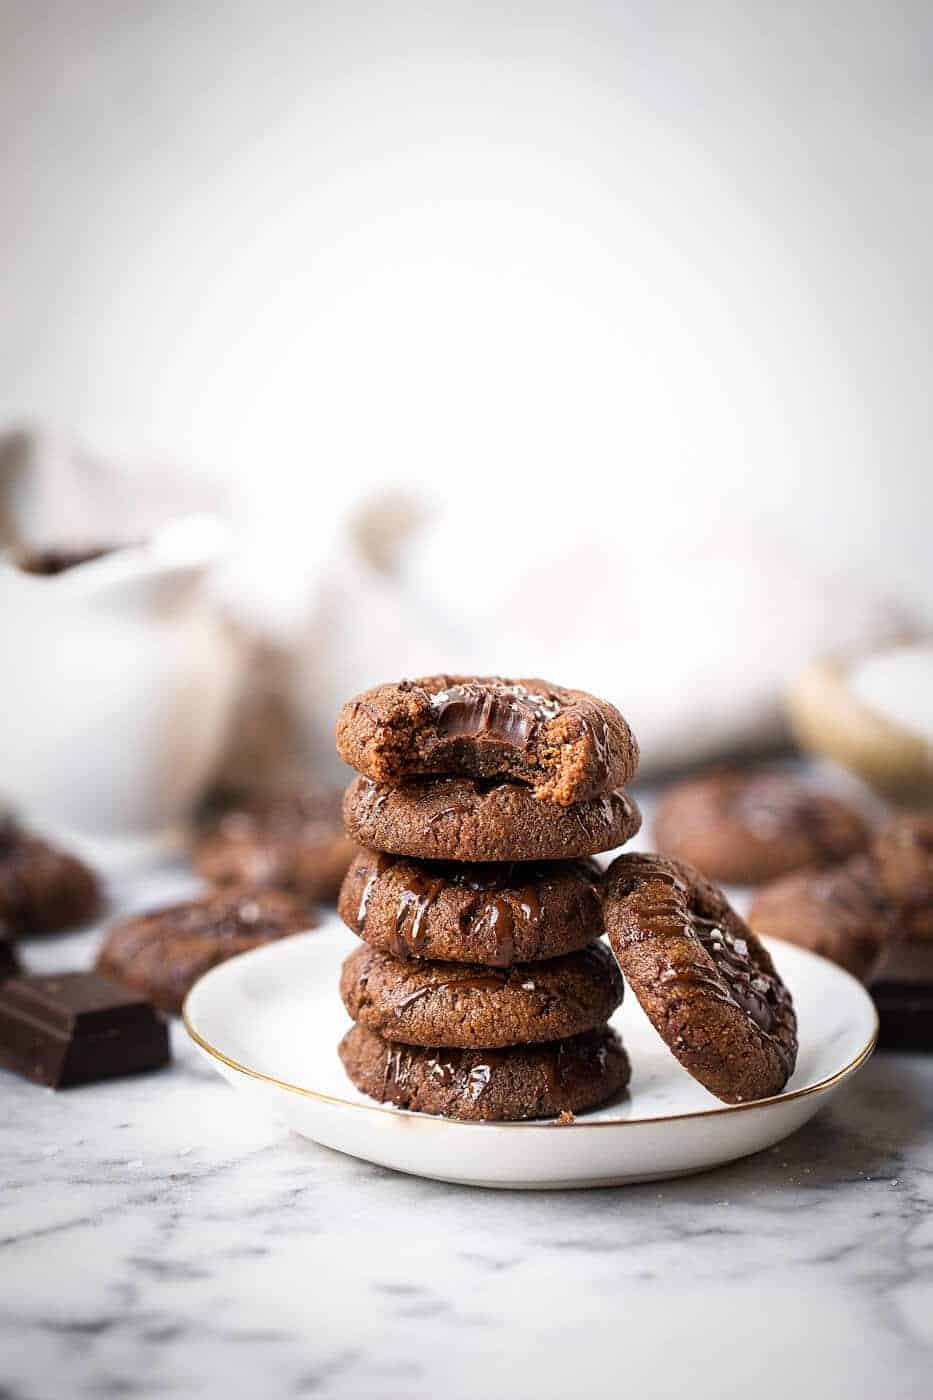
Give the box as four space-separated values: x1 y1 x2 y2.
3 860 932 1400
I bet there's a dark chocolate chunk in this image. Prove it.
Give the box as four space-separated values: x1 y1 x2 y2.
873 982 933 1051
0 928 18 980
0 972 170 1088
871 939 933 1051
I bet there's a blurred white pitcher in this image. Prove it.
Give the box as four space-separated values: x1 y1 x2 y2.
0 514 242 868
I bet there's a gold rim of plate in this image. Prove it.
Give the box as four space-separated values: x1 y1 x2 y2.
182 948 879 1131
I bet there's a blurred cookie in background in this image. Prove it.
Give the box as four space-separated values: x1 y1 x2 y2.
653 768 871 886
97 886 315 1014
194 788 356 905
873 811 933 940
868 813 933 1050
0 817 101 936
747 855 899 984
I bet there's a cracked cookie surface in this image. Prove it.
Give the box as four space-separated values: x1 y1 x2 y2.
339 850 604 965
342 775 640 862
339 941 623 1048
339 1022 630 1121
605 853 797 1103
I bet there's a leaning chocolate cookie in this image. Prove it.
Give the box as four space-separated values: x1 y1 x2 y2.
653 769 871 885
339 1023 630 1121
338 851 604 965
604 853 797 1103
0 820 100 936
193 789 356 904
343 775 640 862
747 855 900 983
872 812 933 940
97 887 314 1014
340 942 623 1048
336 675 638 805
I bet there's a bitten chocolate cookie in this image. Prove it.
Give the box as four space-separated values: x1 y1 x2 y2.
336 675 638 805
653 769 871 885
339 1023 630 1121
873 812 933 940
339 851 604 965
97 887 314 1014
343 776 641 863
340 942 623 1048
747 856 900 983
194 789 356 904
0 820 100 936
605 854 797 1103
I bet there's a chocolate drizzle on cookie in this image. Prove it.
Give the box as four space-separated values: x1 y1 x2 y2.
341 1023 630 1121
341 850 604 966
605 853 798 1102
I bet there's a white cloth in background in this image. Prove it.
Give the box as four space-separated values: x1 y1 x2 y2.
0 426 919 790
0 426 224 549
297 500 915 780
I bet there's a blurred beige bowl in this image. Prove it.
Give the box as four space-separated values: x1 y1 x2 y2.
787 642 933 805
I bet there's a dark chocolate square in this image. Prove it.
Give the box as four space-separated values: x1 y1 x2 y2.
0 972 171 1088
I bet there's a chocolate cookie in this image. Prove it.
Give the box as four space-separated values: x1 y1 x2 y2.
873 812 933 940
653 769 870 885
339 1023 630 1121
0 820 100 936
747 856 900 983
194 789 356 904
97 887 314 1014
336 675 638 805
339 942 623 1048
339 851 604 966
605 854 797 1103
343 776 641 863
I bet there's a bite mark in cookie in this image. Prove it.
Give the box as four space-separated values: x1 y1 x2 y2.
336 675 638 805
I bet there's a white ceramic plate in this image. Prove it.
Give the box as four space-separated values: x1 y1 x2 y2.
184 918 878 1189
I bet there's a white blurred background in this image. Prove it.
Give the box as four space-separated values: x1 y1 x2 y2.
2 0 931 778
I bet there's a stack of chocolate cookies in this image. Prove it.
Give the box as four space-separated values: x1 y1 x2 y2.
333 676 643 1121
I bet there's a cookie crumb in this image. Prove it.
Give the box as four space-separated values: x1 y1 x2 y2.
556 1110 576 1126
